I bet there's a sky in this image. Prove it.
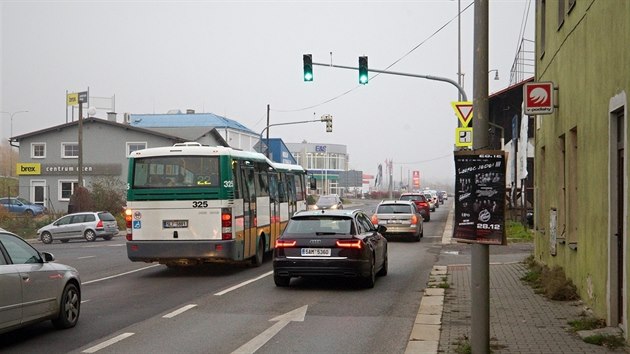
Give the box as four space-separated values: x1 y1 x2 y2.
0 0 535 186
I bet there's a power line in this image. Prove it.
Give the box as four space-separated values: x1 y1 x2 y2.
271 2 474 114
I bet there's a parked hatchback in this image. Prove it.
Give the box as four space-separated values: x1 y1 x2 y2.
38 211 119 244
0 230 81 334
371 200 423 242
0 197 47 216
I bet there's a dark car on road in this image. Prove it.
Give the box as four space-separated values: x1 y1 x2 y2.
313 194 343 210
0 230 81 334
273 209 388 288
399 193 431 222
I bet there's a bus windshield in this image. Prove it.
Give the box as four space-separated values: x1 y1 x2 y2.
132 156 220 188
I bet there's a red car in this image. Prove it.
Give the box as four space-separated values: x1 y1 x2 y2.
399 193 431 222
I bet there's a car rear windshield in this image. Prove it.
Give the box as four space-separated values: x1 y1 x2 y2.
400 195 426 202
377 204 413 214
284 216 352 236
98 212 116 221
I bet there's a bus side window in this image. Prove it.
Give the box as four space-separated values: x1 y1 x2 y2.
269 173 278 202
244 168 256 202
278 175 287 203
286 175 296 204
232 161 242 199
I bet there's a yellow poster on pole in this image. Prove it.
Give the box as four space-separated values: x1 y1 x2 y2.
455 127 473 148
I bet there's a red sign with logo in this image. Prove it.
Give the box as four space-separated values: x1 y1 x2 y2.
524 82 554 115
412 171 420 189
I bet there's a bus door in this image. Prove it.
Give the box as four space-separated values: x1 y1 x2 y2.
286 174 297 216
268 172 281 243
241 164 257 258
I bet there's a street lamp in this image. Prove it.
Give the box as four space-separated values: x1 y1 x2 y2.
1 110 28 177
489 69 500 80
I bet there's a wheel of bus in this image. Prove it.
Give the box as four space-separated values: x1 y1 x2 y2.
252 237 264 267
84 230 97 242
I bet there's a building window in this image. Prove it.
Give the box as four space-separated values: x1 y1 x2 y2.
557 134 566 240
540 0 546 57
59 180 79 201
566 127 578 244
557 0 565 29
62 143 79 158
127 142 147 156
31 143 46 158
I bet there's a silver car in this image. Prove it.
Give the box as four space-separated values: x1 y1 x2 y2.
38 211 119 244
371 200 424 242
0 230 81 334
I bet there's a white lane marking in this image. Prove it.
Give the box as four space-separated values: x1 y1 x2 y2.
162 304 197 318
78 256 96 259
107 244 125 247
82 332 135 353
214 271 273 296
81 299 90 304
231 306 308 354
82 264 161 285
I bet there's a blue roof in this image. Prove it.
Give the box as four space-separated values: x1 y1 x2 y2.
128 113 256 135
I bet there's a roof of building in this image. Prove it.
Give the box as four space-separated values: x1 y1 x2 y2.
128 112 256 135
10 117 185 143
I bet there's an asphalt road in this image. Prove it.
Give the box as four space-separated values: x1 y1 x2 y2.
0 199 453 354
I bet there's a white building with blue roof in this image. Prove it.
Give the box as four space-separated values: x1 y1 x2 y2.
127 110 260 151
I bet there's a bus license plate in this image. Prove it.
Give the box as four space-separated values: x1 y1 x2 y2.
301 248 331 257
163 219 189 228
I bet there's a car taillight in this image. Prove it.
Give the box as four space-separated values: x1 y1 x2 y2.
371 215 378 224
275 239 297 248
221 208 232 240
411 214 418 225
96 220 104 229
336 239 362 249
125 208 133 241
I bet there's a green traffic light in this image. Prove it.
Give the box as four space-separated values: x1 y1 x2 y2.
358 56 368 85
303 54 313 82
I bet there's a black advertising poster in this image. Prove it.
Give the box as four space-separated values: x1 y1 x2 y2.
453 150 506 245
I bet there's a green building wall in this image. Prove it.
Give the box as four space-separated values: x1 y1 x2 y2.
534 0 629 326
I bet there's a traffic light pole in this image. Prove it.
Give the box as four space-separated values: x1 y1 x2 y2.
312 62 467 101
259 119 322 158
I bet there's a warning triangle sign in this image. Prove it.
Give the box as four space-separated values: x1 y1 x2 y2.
451 101 474 127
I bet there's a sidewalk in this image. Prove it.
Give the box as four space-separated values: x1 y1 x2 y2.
405 204 623 353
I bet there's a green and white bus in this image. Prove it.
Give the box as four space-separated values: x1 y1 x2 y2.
125 142 307 267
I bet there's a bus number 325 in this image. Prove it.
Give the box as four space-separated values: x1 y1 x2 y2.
192 201 208 208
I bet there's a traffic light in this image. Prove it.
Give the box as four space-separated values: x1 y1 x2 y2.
358 56 368 84
326 116 333 132
303 54 313 82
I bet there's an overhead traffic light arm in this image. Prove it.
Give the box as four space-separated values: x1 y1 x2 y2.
311 61 468 101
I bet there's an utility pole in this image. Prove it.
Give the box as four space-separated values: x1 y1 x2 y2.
471 1 489 353
266 104 270 158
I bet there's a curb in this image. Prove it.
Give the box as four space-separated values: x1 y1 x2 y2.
405 204 454 354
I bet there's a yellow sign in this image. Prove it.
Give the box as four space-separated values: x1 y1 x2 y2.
455 127 473 148
451 101 474 127
16 163 41 175
67 93 79 106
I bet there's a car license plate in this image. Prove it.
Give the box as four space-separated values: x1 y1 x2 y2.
163 219 189 228
388 220 401 224
301 248 331 257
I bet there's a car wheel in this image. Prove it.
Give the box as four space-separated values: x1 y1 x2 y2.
84 230 97 242
251 237 264 267
274 273 291 287
377 252 388 277
24 209 34 217
414 231 421 242
103 235 113 241
52 283 80 329
60 239 69 243
362 255 376 288
41 232 53 244
425 215 431 222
